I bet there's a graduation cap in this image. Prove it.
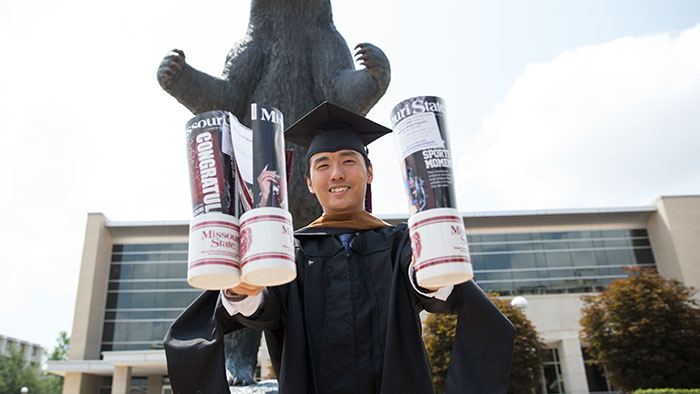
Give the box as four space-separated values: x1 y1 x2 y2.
285 102 392 163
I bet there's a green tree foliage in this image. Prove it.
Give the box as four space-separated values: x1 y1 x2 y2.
0 332 68 394
49 332 69 361
580 267 700 391
423 294 546 394
0 345 44 394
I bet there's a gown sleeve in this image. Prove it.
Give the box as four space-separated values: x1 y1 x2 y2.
163 290 243 394
396 224 516 394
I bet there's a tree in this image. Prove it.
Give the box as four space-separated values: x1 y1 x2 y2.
42 332 70 394
580 267 700 391
49 332 69 361
423 294 546 394
0 345 42 394
0 332 68 394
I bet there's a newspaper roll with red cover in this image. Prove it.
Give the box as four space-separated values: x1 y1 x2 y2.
391 96 473 288
185 111 241 290
239 103 295 287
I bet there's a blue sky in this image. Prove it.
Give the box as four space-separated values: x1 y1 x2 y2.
0 0 698 352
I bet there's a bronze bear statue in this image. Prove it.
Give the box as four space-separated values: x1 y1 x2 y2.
157 0 390 386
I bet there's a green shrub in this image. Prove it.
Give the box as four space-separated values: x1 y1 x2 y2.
581 267 700 391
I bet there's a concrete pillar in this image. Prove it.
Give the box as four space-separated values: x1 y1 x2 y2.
559 337 589 394
62 372 100 394
147 375 163 394
647 196 700 294
69 213 113 361
111 366 132 394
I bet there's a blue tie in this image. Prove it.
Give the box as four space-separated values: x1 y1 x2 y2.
338 233 355 254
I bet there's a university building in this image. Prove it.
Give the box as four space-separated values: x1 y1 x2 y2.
0 334 44 367
48 195 700 394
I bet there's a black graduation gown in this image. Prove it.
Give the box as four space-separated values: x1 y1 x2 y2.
165 223 515 394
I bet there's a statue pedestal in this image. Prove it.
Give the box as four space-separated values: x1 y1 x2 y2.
229 380 279 394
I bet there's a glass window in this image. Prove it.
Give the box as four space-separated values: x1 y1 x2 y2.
599 230 627 238
506 233 532 241
545 252 572 268
567 239 594 249
482 254 511 270
510 253 537 269
112 253 188 263
604 249 633 266
633 248 655 264
103 244 202 352
534 253 548 268
508 242 535 252
542 241 569 251
542 232 566 240
481 234 507 243
483 271 513 282
131 377 148 394
99 376 112 394
113 243 188 253
594 250 608 265
629 229 648 237
471 254 486 271
570 251 596 267
603 239 630 248
108 280 191 291
510 269 539 280
631 238 651 247
582 348 616 393
481 243 509 253
542 347 565 393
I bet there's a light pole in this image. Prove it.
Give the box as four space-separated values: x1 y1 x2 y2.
511 296 528 309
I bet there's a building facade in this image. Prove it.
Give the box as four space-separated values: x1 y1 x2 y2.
0 334 44 367
48 195 700 394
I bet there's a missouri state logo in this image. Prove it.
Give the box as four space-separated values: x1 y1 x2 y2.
411 231 422 260
240 227 252 257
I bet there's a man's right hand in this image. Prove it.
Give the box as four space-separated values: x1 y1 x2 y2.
229 282 265 297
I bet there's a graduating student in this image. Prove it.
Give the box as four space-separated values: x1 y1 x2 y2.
165 102 515 394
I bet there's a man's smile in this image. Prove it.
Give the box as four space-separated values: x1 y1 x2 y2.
329 185 350 194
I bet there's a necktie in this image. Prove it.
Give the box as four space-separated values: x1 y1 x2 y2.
338 233 355 254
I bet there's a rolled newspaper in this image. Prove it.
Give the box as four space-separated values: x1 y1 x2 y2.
185 111 241 290
239 104 296 286
391 96 473 288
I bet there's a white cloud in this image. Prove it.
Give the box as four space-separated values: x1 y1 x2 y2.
456 23 700 211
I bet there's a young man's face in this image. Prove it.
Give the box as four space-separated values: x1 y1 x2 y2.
306 149 373 215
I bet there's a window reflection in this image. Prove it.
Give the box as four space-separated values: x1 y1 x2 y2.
471 229 656 295
102 243 200 352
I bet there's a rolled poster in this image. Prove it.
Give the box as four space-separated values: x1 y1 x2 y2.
239 104 296 286
391 96 473 287
185 111 241 290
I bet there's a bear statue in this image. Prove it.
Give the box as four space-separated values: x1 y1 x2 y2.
157 0 390 386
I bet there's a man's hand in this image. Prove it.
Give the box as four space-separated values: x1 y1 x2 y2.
157 49 186 87
229 282 265 297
